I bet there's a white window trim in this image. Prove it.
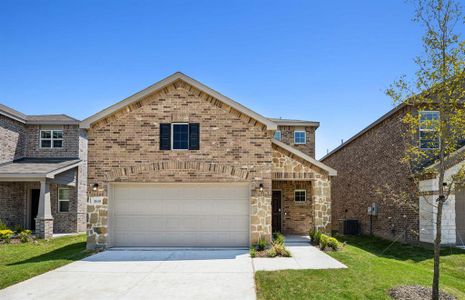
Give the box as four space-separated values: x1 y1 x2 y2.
171 123 189 151
294 189 307 203
40 129 64 149
419 111 440 150
294 131 306 144
274 130 282 141
58 188 70 213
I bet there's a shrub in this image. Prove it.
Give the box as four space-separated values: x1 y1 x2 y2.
0 219 8 230
310 230 322 245
13 224 25 234
273 243 291 257
249 247 257 258
319 234 329 250
256 237 267 251
266 247 277 257
0 229 14 243
272 232 285 245
18 230 32 243
327 237 341 251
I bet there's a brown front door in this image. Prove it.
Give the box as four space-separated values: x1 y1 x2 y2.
30 189 40 231
272 190 282 233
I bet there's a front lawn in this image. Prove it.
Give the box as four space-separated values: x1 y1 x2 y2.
255 235 465 299
0 234 92 289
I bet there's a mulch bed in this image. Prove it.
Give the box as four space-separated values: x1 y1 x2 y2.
389 285 456 300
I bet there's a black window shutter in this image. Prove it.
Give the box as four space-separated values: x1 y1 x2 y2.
189 123 200 150
160 123 171 150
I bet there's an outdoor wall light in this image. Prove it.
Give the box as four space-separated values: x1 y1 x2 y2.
259 183 264 192
92 183 99 191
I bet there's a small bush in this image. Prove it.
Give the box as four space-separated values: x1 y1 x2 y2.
272 232 285 245
249 247 257 258
256 237 267 251
0 219 8 230
266 247 277 257
13 224 25 234
310 229 322 245
319 234 329 250
327 237 341 251
18 230 32 243
273 243 291 257
0 229 14 243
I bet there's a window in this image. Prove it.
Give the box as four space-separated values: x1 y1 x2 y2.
294 190 306 202
40 130 63 148
58 188 70 213
274 130 281 141
160 123 200 151
294 131 306 144
419 111 440 149
172 123 189 150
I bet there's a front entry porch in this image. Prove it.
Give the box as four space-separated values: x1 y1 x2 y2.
0 158 84 238
271 140 336 235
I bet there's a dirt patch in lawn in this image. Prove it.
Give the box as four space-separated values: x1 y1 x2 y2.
389 285 456 300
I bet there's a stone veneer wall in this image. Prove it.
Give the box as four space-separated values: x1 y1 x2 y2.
86 80 273 249
322 107 419 242
277 125 316 158
0 115 26 163
272 144 332 232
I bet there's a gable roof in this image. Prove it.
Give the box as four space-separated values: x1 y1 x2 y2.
0 103 80 125
80 72 277 130
272 139 337 176
268 118 320 128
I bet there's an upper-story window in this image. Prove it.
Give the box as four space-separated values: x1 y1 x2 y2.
419 111 440 149
160 123 200 151
274 130 281 141
294 131 306 144
40 130 63 148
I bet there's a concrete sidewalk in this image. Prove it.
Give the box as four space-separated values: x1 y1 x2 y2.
253 235 347 271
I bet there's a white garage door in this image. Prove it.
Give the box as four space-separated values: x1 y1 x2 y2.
110 183 250 247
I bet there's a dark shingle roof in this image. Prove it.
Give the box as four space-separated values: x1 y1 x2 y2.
0 158 81 178
0 103 80 125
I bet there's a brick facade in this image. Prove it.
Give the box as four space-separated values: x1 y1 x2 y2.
277 125 316 158
0 115 26 163
0 181 83 233
25 125 80 158
86 80 274 249
322 107 419 242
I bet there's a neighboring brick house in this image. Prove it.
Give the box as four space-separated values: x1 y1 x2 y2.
321 104 465 245
82 72 336 249
0 104 87 238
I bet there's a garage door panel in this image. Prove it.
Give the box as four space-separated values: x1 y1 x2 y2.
111 183 250 247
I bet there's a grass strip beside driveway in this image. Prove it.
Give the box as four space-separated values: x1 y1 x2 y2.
0 234 92 289
255 235 465 300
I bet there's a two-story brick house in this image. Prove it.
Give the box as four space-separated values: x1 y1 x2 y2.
0 104 87 238
321 104 465 245
83 72 336 249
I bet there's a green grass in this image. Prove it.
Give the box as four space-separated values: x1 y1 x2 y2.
0 234 92 289
255 235 465 300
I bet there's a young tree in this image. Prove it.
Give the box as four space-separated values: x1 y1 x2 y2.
386 0 465 299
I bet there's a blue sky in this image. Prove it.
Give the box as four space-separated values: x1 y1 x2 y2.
1 1 462 158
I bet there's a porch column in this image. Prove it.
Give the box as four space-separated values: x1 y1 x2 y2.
35 179 53 239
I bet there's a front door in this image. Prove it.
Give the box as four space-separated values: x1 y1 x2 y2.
272 190 282 233
30 189 40 231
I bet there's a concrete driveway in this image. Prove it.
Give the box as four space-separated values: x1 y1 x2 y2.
0 249 255 300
